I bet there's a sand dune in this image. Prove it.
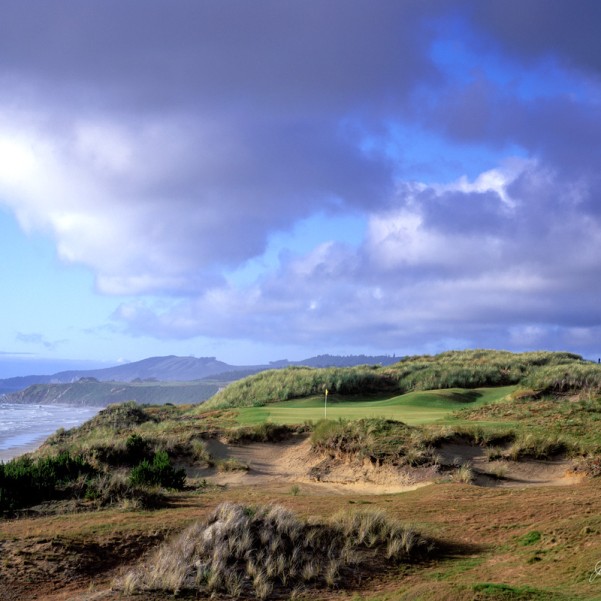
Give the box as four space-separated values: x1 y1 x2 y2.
188 435 581 494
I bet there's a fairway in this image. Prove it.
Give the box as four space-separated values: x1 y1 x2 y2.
235 385 516 425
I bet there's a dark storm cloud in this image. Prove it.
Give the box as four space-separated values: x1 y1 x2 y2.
0 0 437 111
2 0 601 356
429 77 601 177
116 154 601 354
468 0 601 76
0 0 446 293
408 186 510 235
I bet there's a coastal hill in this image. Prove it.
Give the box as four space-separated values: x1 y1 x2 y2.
1 379 221 407
3 349 601 600
0 354 400 404
0 356 236 393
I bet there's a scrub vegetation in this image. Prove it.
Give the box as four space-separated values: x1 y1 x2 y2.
4 349 601 600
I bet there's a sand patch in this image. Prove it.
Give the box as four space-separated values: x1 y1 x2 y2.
192 435 433 495
187 437 584 494
438 442 582 487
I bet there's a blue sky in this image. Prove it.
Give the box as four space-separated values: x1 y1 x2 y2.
1 0 601 377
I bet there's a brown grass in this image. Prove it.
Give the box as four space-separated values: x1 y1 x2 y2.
115 502 433 598
2 478 601 600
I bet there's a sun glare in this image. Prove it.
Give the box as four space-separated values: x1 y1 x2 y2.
0 136 37 183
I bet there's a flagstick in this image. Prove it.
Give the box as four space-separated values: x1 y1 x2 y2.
324 388 328 419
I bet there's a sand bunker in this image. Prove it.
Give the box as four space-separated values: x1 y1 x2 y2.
190 436 431 494
438 443 582 487
187 435 582 494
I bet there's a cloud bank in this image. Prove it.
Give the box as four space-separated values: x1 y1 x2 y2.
1 0 601 356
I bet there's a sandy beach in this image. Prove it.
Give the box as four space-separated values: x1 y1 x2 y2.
0 404 102 464
0 436 48 462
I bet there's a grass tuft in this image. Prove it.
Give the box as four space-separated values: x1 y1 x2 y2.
116 502 433 598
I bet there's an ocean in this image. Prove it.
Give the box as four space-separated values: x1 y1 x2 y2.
0 403 101 461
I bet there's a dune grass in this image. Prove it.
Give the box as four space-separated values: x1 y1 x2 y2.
118 501 433 598
7 350 601 601
199 350 583 412
235 386 516 426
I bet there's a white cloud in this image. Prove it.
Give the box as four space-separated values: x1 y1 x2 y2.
2 1 601 359
433 159 528 207
112 154 601 356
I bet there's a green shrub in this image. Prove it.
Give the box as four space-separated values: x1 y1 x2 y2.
0 452 95 511
125 434 153 465
130 451 186 490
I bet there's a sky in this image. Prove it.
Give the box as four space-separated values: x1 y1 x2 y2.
1 0 601 376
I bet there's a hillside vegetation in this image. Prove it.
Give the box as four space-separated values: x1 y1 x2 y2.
201 349 586 410
3 379 219 406
5 349 601 600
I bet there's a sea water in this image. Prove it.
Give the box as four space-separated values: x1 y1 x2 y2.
0 403 101 461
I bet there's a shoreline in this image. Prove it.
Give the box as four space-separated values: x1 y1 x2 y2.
0 404 103 464
0 435 48 462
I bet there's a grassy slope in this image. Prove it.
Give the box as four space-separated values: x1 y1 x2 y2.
236 385 516 425
201 349 589 411
6 350 601 600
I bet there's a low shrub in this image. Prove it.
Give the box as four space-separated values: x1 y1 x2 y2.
85 471 166 509
521 363 601 394
85 401 155 432
215 458 249 472
125 434 153 464
453 463 474 484
310 418 438 468
223 422 302 444
505 434 569 460
130 451 186 490
190 439 213 465
82 433 155 467
0 452 95 511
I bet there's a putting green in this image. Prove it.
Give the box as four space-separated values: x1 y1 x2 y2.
235 385 516 426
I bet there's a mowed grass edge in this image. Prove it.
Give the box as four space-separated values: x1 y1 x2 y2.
235 385 517 426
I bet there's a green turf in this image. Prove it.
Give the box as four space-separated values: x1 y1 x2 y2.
235 385 516 426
